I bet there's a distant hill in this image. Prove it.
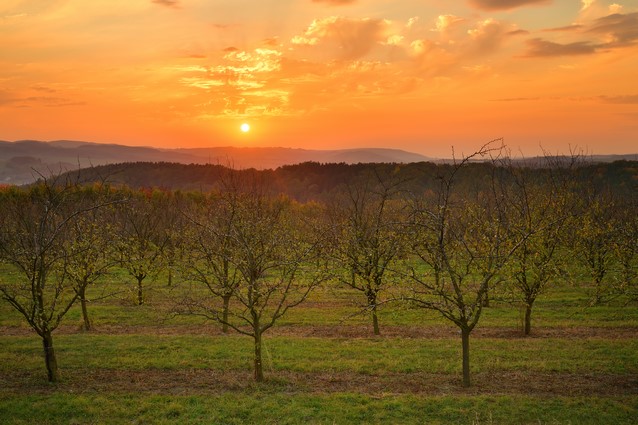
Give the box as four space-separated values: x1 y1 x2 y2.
0 140 432 185
51 157 638 203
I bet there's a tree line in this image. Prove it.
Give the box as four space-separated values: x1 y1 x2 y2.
1 144 636 387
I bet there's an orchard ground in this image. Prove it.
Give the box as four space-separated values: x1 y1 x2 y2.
1 272 637 424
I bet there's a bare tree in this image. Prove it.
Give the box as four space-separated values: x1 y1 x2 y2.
611 197 638 300
572 190 618 305
176 173 326 381
0 178 105 381
403 141 524 387
113 189 171 305
501 155 574 335
178 189 241 334
326 167 407 335
64 195 117 331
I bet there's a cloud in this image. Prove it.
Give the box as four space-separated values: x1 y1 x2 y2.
151 0 180 7
406 17 420 30
599 95 638 104
609 4 623 14
543 24 585 32
262 38 280 47
580 0 595 12
0 13 27 21
409 39 457 75
467 19 509 55
179 48 283 95
522 12 638 57
291 16 390 60
587 12 638 48
467 0 550 11
433 15 465 33
523 38 598 57
31 85 57 93
1 94 86 108
507 29 530 36
312 0 357 5
212 24 238 30
491 97 541 102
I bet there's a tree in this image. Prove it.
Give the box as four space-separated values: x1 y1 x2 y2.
325 167 407 335
572 191 618 304
608 197 638 301
178 190 241 334
403 141 523 387
64 189 118 331
0 179 103 382
501 156 574 335
176 174 326 381
113 189 171 305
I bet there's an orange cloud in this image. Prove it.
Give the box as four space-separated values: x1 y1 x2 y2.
587 12 638 48
433 15 465 33
580 0 595 12
468 0 550 11
543 24 585 32
524 12 638 57
599 95 638 104
523 38 597 57
466 18 510 55
312 0 357 5
151 0 180 8
291 16 391 60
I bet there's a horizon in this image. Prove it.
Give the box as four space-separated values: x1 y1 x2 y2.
1 1 637 159
5 138 638 162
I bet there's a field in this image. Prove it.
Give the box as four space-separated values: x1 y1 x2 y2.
1 272 637 424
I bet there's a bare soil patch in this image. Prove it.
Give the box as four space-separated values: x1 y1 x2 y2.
2 324 637 340
1 368 636 397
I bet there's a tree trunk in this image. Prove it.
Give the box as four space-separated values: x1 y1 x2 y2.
368 290 380 335
253 329 264 382
461 327 471 387
137 276 144 306
79 285 92 331
167 268 173 287
482 284 490 307
593 279 604 305
372 305 380 336
222 294 231 334
42 331 59 383
524 300 534 336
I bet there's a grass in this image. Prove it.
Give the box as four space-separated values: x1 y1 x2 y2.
1 271 637 424
0 394 636 424
2 333 637 375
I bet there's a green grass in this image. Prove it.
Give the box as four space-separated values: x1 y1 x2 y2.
0 393 636 425
1 268 637 424
1 333 636 375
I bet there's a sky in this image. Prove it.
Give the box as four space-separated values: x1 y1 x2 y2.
1 0 637 158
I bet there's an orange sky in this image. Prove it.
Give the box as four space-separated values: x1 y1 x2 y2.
1 0 637 158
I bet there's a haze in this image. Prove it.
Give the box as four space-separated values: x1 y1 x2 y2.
1 0 636 158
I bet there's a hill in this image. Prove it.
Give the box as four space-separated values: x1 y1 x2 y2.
41 157 637 204
0 140 431 185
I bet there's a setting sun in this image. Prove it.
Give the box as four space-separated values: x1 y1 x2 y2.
240 123 251 133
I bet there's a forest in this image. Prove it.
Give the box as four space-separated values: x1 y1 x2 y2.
1 146 637 424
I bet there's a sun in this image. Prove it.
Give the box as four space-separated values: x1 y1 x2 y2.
240 123 250 133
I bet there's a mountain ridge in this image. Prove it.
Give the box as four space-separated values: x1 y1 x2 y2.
2 139 637 186
0 140 433 185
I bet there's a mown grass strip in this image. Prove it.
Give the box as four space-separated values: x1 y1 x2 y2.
1 393 636 425
2 334 637 375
